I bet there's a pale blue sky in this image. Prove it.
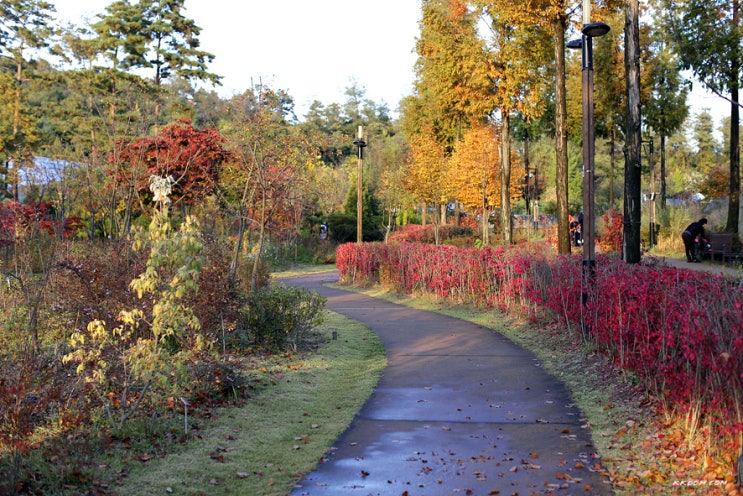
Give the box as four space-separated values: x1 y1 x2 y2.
52 0 726 130
52 0 422 118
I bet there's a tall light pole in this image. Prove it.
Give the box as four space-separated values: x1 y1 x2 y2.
353 125 367 243
643 138 656 247
568 1 610 314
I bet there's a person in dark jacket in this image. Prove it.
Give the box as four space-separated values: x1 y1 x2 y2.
681 218 707 262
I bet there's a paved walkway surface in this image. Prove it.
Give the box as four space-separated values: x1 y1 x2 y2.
286 272 614 495
649 255 743 282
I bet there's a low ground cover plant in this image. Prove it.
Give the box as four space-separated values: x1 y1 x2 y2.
235 283 327 351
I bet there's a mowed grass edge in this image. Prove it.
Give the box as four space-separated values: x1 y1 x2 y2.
113 310 385 496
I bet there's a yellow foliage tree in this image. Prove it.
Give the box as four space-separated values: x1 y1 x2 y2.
474 1 554 243
409 0 496 146
450 123 525 243
449 124 499 242
64 183 206 432
474 0 576 252
404 127 453 243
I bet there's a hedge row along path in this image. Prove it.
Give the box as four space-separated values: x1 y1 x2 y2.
285 271 613 495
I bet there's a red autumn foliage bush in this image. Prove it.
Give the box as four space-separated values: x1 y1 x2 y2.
337 241 743 464
0 200 82 247
601 207 624 253
111 119 232 207
386 224 475 244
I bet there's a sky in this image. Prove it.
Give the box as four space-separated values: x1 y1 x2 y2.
51 0 729 130
687 82 730 139
51 0 423 118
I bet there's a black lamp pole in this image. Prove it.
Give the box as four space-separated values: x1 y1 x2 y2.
642 138 656 247
353 126 367 243
568 11 610 322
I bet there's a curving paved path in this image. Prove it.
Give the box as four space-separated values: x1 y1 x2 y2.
286 271 613 495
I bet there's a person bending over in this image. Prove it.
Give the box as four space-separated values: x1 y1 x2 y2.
681 217 707 263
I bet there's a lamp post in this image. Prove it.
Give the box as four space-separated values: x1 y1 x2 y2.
533 166 539 228
353 126 367 243
568 2 609 316
642 138 656 247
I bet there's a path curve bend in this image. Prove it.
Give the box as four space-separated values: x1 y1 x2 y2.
286 271 613 495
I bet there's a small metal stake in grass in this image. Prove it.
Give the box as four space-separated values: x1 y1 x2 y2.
180 397 190 434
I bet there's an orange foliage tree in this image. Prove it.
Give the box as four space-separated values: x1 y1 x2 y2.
404 127 453 244
473 0 574 252
411 0 495 145
449 124 500 242
451 123 527 242
473 0 553 244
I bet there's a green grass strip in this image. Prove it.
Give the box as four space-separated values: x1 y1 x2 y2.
114 311 385 496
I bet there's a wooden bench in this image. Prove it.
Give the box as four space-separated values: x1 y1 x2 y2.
708 233 740 262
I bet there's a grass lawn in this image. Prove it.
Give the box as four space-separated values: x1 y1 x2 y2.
111 311 385 496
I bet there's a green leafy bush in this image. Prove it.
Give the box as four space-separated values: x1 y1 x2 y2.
236 284 327 351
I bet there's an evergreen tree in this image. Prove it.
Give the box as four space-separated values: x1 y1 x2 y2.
642 13 690 209
663 0 741 233
0 0 55 198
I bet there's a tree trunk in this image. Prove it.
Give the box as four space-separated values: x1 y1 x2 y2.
660 134 667 209
482 207 490 245
609 129 616 207
229 211 247 285
727 0 740 234
500 112 512 244
10 57 23 201
230 176 257 285
250 193 267 294
122 187 135 237
623 0 642 263
107 96 120 239
554 15 571 255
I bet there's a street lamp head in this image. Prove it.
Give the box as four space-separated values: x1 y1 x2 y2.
567 38 582 50
582 22 610 38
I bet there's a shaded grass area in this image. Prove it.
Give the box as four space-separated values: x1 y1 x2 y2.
270 263 337 279
112 311 385 496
